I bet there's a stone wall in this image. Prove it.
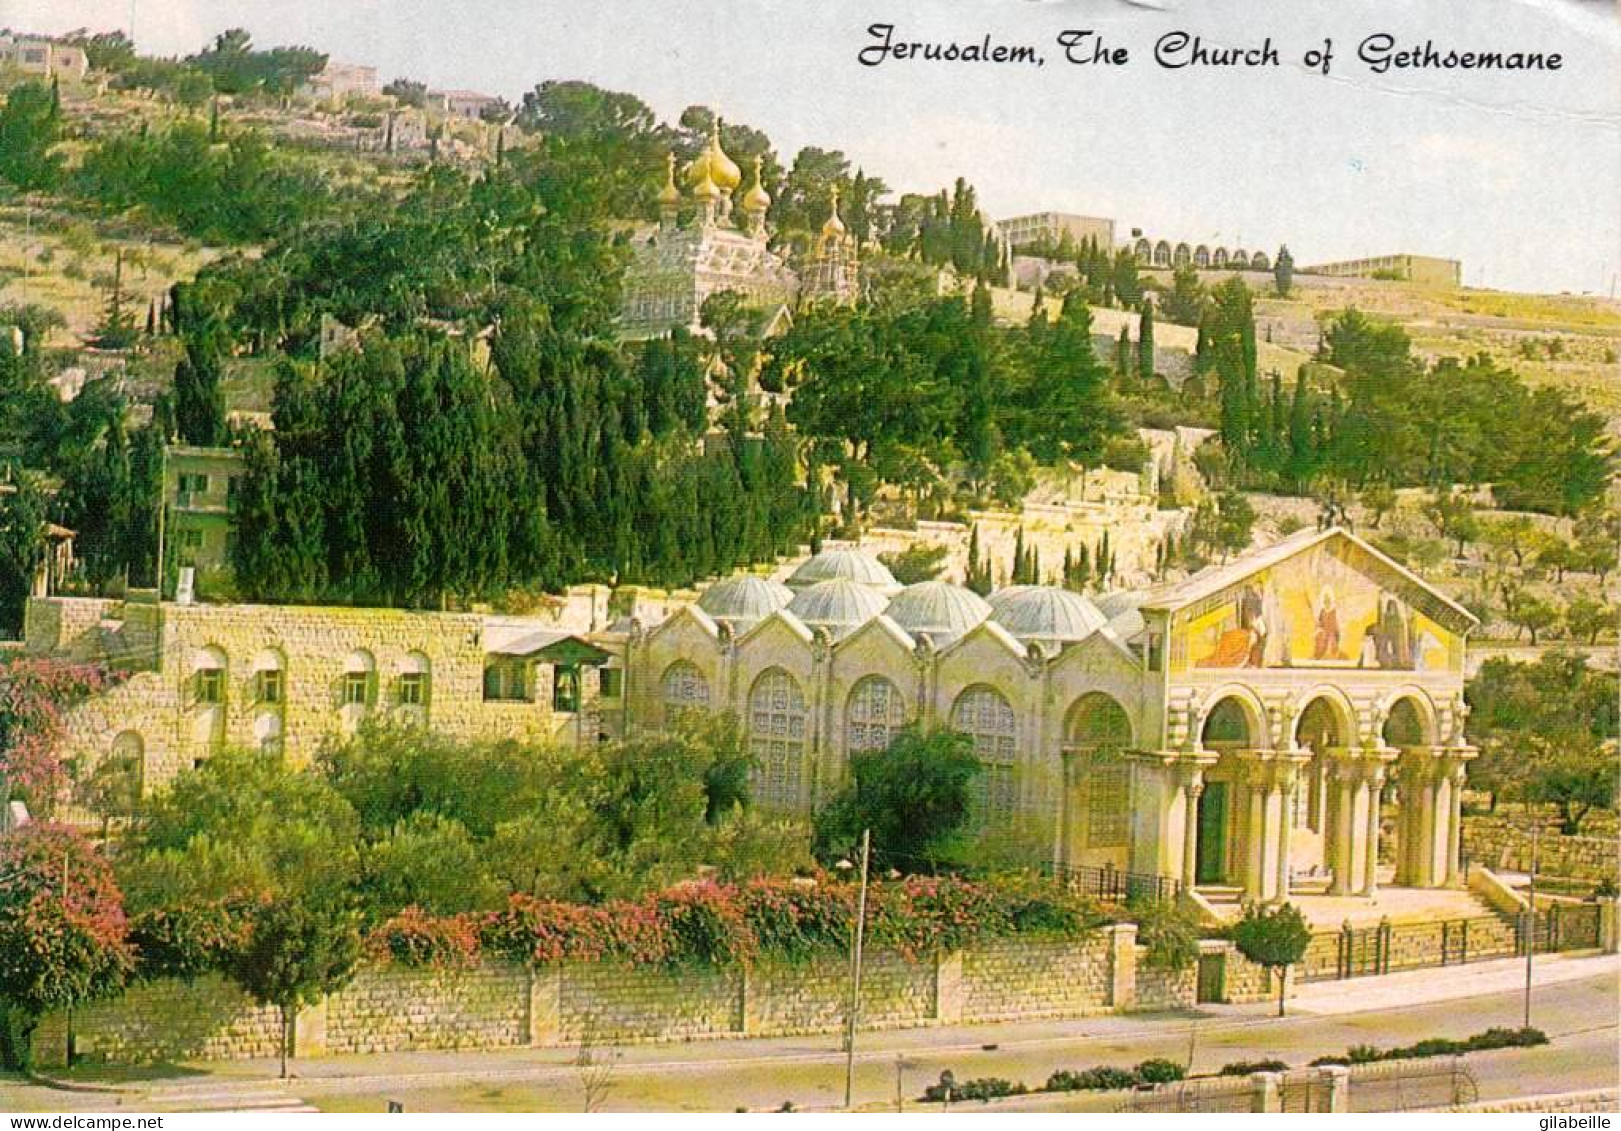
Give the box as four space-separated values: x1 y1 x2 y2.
1463 816 1618 884
1133 948 1198 1011
33 975 283 1065
959 935 1114 1021
36 929 1155 1068
325 963 530 1054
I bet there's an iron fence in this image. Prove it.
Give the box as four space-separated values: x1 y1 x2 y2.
1043 861 1180 904
1302 903 1603 983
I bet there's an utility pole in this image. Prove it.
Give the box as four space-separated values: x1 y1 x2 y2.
1523 822 1539 1029
843 828 871 1111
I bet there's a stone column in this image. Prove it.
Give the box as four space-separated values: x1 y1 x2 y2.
1273 765 1295 903
1446 762 1466 885
1246 773 1268 900
1182 780 1204 889
1331 764 1357 896
1416 769 1438 888
1361 767 1384 896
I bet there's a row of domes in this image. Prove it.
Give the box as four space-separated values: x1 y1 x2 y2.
697 549 1115 646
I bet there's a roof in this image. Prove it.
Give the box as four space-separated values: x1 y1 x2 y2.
785 547 899 592
786 578 890 633
484 628 611 665
1137 526 1478 631
987 585 1108 643
697 575 793 622
883 581 991 643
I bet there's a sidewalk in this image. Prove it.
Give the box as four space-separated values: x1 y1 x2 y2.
1289 950 1617 1015
54 950 1614 1103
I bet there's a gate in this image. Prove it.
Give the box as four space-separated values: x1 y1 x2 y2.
1196 951 1224 1003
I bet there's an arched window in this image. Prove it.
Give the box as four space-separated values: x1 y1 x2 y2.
251 648 285 706
661 661 710 727
748 668 807 810
1201 696 1254 748
845 676 905 755
1065 693 1133 848
952 686 1018 829
1065 692 1133 750
398 651 431 707
342 650 376 708
192 646 227 706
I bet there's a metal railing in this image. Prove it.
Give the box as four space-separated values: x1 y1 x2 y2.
1043 861 1181 904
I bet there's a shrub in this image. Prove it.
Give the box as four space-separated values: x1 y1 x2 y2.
1131 898 1202 971
738 877 850 964
129 900 252 981
921 1073 1026 1102
1133 1058 1186 1085
369 906 481 968
1217 1059 1289 1076
1046 1066 1139 1093
654 881 758 968
1311 1028 1547 1067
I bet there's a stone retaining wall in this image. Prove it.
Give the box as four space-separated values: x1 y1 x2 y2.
36 925 1203 1068
1463 817 1618 884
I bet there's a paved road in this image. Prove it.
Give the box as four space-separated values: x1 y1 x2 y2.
4 958 1614 1113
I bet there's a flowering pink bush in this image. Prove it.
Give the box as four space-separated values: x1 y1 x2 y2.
369 906 482 969
0 823 135 1066
464 874 1107 971
0 658 120 814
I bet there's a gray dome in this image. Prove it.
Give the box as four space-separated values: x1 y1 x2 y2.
787 578 890 635
786 548 899 592
698 575 794 623
987 585 1108 643
1095 591 1147 639
884 581 991 643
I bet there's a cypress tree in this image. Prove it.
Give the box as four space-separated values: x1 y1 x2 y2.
1137 299 1156 384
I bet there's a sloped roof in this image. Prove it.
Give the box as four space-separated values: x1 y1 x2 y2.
1137 526 1478 632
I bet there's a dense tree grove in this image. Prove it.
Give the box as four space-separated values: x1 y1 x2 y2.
1182 294 1611 516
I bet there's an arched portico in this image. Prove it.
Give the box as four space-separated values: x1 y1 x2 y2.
1191 690 1296 900
1383 693 1469 888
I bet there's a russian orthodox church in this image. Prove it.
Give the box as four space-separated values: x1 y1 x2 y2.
618 120 859 340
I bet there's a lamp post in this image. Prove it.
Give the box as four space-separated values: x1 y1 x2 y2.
1523 821 1540 1029
842 828 871 1111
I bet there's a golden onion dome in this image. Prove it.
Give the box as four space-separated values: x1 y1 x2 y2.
821 185 847 237
691 165 721 202
705 118 741 192
741 155 771 213
658 152 681 205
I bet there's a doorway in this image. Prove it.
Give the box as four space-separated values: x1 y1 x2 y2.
1195 781 1229 885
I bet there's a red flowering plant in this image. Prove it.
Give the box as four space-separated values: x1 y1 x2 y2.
653 879 758 968
0 823 135 1069
482 895 616 965
738 876 853 965
369 906 482 969
866 874 1012 961
0 658 120 817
